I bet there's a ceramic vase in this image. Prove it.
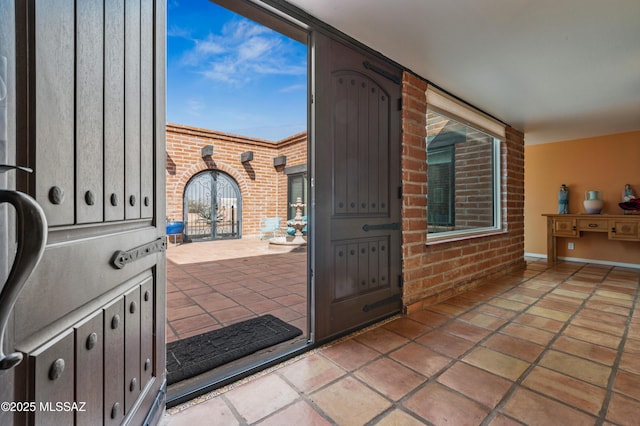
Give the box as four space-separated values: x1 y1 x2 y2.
583 190 603 214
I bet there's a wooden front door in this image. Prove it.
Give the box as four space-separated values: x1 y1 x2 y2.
313 33 402 340
0 1 167 424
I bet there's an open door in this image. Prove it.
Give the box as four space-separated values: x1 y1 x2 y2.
0 1 166 424
313 33 402 340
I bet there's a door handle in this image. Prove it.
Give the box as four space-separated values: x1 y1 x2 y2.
0 190 47 370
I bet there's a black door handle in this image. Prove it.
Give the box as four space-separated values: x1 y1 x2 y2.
0 190 47 370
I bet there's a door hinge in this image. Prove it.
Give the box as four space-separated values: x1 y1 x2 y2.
398 274 404 288
398 98 402 111
398 186 402 199
111 237 167 269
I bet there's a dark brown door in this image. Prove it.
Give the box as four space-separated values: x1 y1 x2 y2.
0 1 167 424
314 33 402 340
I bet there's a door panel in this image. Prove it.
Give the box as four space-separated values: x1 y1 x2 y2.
140 0 154 219
103 298 125 426
314 33 402 340
74 311 104 425
124 286 141 413
28 330 75 426
124 0 141 220
3 1 167 424
76 0 104 224
35 0 75 226
104 0 125 223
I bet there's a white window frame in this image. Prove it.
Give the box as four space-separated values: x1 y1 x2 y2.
425 86 505 243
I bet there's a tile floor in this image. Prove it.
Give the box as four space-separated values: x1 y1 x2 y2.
166 239 308 343
162 258 640 426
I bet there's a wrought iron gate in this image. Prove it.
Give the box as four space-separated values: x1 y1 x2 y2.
183 171 241 241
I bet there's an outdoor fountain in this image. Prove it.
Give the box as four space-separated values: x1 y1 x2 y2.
269 197 307 246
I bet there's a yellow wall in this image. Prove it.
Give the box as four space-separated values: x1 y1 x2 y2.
524 130 640 266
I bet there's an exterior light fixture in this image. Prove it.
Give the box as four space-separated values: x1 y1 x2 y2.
273 156 286 167
201 145 214 158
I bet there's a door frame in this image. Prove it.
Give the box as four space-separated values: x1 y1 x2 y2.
166 0 406 406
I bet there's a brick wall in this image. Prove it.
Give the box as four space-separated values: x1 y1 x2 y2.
402 71 525 313
166 124 307 238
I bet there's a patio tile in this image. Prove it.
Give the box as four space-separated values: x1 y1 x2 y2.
563 325 622 349
613 370 640 401
500 323 555 346
405 309 449 326
212 306 255 325
167 294 195 309
404 382 489 426
513 312 564 333
273 294 306 306
170 314 218 335
244 299 281 314
501 387 596 425
606 392 640 426
354 327 410 354
319 339 379 371
538 350 610 387
483 334 545 363
522 366 606 415
277 353 346 394
526 305 572 321
382 318 431 339
390 342 451 377
439 320 492 343
585 300 631 316
415 329 474 358
310 376 392 426
551 335 617 366
162 395 238 425
224 374 299 424
167 305 206 322
256 400 330 426
375 409 426 426
463 347 529 381
458 311 508 330
354 358 425 401
197 294 238 312
472 304 519 320
437 361 512 408
488 298 528 312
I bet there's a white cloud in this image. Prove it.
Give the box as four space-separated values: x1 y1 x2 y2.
186 99 206 117
176 18 305 86
279 84 306 93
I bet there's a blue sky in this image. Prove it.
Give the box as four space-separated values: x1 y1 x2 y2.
167 1 307 141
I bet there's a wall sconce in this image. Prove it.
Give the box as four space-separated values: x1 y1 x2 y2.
273 156 286 167
201 145 214 158
240 151 254 163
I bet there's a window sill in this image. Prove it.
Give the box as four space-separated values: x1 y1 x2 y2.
425 230 506 246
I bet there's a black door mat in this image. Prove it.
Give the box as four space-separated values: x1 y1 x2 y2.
166 314 303 385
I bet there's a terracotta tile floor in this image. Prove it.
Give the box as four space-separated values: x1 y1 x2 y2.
166 239 308 343
162 258 640 426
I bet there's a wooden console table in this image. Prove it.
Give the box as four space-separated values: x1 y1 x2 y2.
543 214 640 263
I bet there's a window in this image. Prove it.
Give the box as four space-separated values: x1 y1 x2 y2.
287 172 307 219
426 86 504 240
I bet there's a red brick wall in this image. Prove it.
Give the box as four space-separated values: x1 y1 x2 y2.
402 71 525 313
166 124 307 238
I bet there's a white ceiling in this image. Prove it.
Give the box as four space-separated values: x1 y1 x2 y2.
285 0 640 144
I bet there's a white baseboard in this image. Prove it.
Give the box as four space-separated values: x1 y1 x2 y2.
524 252 640 270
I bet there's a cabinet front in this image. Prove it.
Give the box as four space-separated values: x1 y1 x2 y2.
553 218 577 237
